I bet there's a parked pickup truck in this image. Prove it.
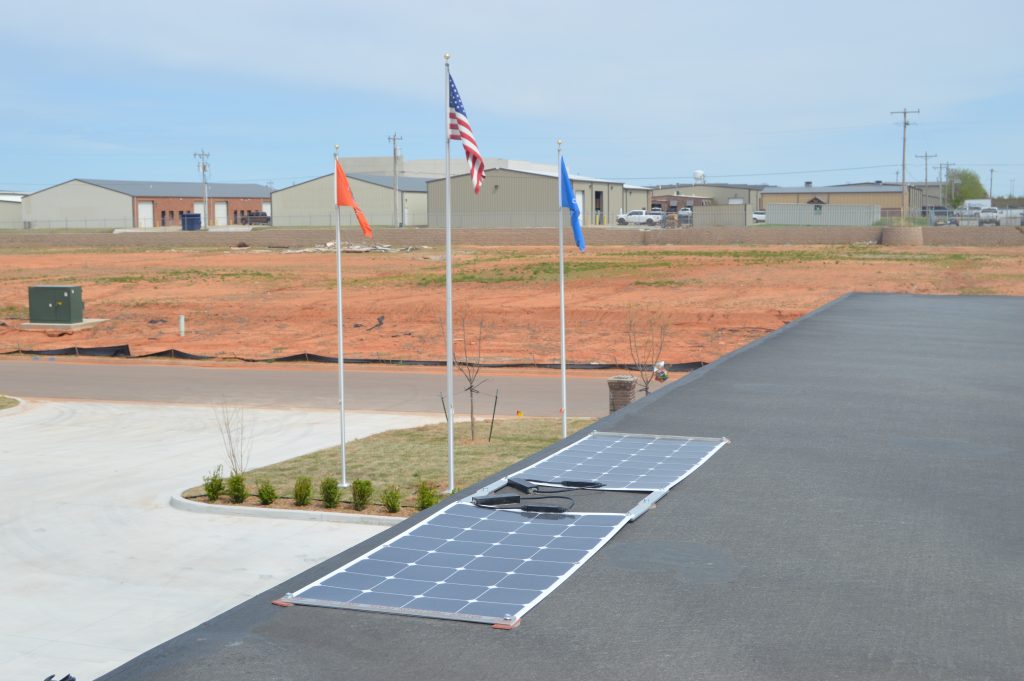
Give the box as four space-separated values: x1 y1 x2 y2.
240 211 271 226
616 209 665 226
978 207 1000 226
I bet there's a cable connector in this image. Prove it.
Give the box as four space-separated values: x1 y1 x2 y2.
506 477 538 493
472 494 520 506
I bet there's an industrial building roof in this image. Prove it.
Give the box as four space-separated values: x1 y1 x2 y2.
100 293 1024 681
349 174 429 192
654 182 769 191
271 173 428 194
762 183 905 194
68 179 272 199
427 166 651 190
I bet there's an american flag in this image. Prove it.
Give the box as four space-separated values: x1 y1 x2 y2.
448 74 485 193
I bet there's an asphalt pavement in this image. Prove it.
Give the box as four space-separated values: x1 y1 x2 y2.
96 294 1024 681
0 359 621 417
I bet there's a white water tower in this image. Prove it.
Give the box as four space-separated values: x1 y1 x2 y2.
693 170 706 184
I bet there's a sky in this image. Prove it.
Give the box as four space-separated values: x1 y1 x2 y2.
2 0 1022 196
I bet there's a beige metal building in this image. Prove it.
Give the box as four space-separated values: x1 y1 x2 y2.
0 193 23 229
760 182 924 216
652 183 766 206
22 179 271 229
426 168 650 228
271 173 428 228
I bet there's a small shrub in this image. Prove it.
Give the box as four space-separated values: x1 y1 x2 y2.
321 477 340 509
416 481 442 511
293 476 312 506
380 485 402 514
257 479 277 505
203 465 224 502
226 473 247 503
351 479 373 511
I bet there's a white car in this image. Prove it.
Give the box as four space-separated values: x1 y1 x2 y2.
752 210 767 223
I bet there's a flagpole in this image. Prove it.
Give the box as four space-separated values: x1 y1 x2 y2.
557 141 568 439
443 53 456 494
333 144 349 488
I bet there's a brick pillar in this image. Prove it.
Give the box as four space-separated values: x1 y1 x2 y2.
607 375 637 413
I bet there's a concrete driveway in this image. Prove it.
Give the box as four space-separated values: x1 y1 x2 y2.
0 399 442 681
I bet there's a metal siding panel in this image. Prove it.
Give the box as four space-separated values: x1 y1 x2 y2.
271 176 333 227
23 180 133 229
0 201 23 229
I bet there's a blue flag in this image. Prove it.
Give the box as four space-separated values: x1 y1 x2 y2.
560 157 585 252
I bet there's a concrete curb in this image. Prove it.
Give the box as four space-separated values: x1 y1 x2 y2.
169 493 404 526
0 396 25 416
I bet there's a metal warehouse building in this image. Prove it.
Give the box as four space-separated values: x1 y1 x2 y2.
0 192 23 229
761 181 924 216
22 179 271 229
651 182 767 207
271 173 429 228
427 167 650 228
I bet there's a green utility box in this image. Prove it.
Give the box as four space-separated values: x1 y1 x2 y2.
28 285 84 324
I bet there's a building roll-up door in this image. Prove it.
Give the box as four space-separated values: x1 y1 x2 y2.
214 201 228 226
137 201 154 228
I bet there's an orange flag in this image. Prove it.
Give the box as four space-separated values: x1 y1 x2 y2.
335 158 373 238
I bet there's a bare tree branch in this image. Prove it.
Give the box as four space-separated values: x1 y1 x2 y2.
456 319 486 440
215 405 252 476
625 309 669 396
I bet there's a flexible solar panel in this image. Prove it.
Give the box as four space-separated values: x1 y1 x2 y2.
514 432 728 492
285 502 629 625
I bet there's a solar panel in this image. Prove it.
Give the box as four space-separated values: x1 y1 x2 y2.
514 432 728 492
286 502 630 625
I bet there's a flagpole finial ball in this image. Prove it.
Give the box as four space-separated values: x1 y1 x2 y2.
444 52 450 61
557 139 563 146
334 144 339 152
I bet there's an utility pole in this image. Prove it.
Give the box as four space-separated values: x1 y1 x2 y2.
915 152 935 207
939 162 955 206
193 150 210 228
989 168 994 199
890 108 919 219
388 132 403 228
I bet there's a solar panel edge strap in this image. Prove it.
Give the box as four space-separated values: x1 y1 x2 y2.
284 503 631 625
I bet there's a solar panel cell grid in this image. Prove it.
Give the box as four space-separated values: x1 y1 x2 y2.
516 432 724 491
287 432 729 624
288 504 629 624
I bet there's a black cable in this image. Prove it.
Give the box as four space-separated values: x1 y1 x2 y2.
471 494 575 513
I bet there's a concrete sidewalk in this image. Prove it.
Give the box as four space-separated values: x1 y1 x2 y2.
0 399 442 681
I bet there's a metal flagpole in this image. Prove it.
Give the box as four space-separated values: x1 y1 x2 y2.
557 140 568 439
443 53 456 494
333 145 349 488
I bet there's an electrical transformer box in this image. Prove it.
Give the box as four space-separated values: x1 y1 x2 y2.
28 285 84 324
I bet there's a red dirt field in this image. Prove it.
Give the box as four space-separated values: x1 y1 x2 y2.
2 244 1023 365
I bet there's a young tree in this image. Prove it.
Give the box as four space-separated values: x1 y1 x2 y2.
455 319 488 440
626 309 669 396
214 405 252 476
945 169 988 207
